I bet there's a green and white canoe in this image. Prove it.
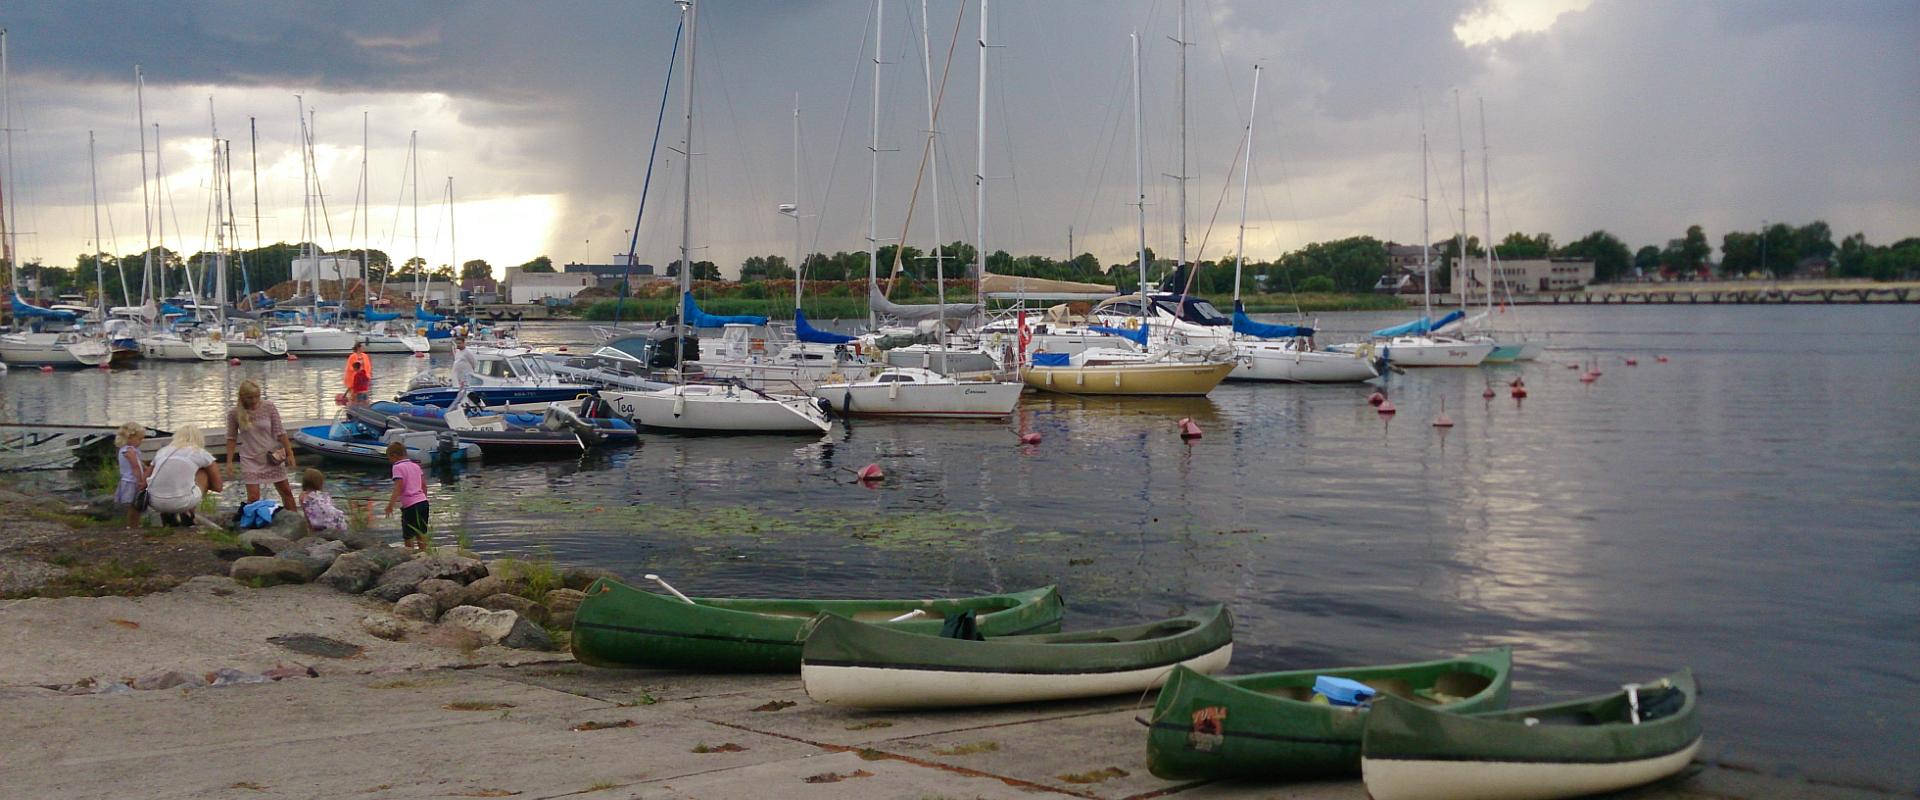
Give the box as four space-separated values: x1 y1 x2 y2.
570 579 1064 672
1145 648 1512 780
1361 669 1701 800
800 605 1233 708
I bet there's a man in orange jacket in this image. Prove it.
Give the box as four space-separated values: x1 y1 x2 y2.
344 342 372 404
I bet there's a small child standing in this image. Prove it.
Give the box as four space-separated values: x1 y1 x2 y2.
299 468 348 536
383 441 429 550
114 423 147 529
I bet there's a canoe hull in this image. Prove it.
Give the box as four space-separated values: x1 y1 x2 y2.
571 580 1064 673
1145 649 1513 781
800 606 1234 709
804 642 1231 708
1361 669 1701 800
1362 738 1700 800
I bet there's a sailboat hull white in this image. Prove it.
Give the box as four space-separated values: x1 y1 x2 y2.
272 327 361 356
138 335 227 361
812 379 1023 418
225 335 289 359
361 333 431 354
0 334 111 367
1329 337 1494 367
603 386 832 433
1227 341 1378 383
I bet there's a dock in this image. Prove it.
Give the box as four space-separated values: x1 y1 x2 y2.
1550 279 1920 304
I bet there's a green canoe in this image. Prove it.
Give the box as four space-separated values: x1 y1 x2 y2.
1145 648 1512 780
1361 669 1701 800
801 605 1233 708
570 579 1063 672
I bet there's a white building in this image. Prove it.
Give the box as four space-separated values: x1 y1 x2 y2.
1452 257 1595 296
507 271 594 304
292 255 364 285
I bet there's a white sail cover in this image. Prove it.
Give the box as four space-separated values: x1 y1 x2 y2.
868 284 981 325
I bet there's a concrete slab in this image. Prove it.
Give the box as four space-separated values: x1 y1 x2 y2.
876 706 1171 799
635 749 1048 800
475 662 788 706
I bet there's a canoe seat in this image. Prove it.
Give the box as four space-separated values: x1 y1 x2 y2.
1636 686 1685 722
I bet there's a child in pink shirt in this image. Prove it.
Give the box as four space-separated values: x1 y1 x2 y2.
383 441 429 550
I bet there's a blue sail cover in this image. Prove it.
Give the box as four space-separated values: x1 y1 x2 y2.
363 306 401 321
11 296 78 322
1370 309 1464 338
415 305 447 322
683 292 767 328
158 302 190 318
1088 323 1149 347
794 308 855 344
1232 300 1312 339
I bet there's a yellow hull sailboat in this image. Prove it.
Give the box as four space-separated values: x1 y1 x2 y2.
1022 352 1232 397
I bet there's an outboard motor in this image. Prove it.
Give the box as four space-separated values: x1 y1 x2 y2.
541 401 605 445
433 431 461 458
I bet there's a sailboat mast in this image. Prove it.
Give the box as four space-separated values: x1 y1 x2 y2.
923 0 945 330
136 67 153 305
361 111 368 311
90 131 112 309
973 0 987 298
676 0 697 354
410 130 420 305
1173 0 1188 286
447 176 456 314
154 123 169 303
248 117 259 305
1232 65 1259 307
1131 31 1148 325
865 0 882 332
210 99 226 326
1420 113 1431 322
1479 96 1494 314
790 96 802 313
0 30 16 302
1454 89 1467 318
295 96 308 307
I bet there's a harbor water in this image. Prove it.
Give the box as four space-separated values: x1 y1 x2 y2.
2 304 1915 792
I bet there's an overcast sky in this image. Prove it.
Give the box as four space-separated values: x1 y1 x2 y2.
2 0 1915 278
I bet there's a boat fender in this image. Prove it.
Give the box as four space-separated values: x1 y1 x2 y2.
855 463 884 483
1018 432 1042 445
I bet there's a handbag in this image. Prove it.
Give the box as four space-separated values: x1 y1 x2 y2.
134 489 151 512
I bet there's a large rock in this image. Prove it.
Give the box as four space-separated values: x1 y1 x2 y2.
236 531 296 556
561 566 622 591
439 605 519 644
393 593 440 623
282 540 348 577
336 527 385 550
544 588 586 630
480 593 549 626
316 551 382 594
415 578 466 612
500 617 555 651
367 555 486 602
230 556 312 586
456 575 528 608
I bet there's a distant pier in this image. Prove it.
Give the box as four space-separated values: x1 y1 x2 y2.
1418 280 1920 306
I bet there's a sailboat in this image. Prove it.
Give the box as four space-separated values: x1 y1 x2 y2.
356 126 428 355
84 130 141 366
270 98 361 357
1219 71 1376 383
134 109 226 361
1328 104 1491 369
1022 28 1233 397
223 118 289 359
1448 97 1540 362
600 0 833 434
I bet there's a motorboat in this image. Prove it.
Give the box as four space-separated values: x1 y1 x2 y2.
137 324 227 361
291 418 479 466
812 366 1023 418
352 397 636 445
398 346 600 407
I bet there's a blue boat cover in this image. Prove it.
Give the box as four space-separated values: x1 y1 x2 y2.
683 292 767 328
1031 352 1072 367
11 296 78 321
794 308 855 344
158 302 190 318
415 305 447 322
1231 300 1312 339
1370 309 1464 338
1088 323 1149 347
363 306 401 321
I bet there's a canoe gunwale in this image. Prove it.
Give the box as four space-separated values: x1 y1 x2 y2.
803 641 1235 676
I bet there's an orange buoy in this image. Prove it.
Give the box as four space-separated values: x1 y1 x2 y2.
1367 391 1387 406
1656 355 1669 363
1178 417 1203 440
1018 432 1042 445
1377 400 1396 415
855 463 884 483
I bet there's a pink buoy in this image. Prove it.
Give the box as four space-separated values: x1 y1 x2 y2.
413 351 426 358
39 364 54 373
1178 417 1203 440
1624 357 1639 366
1481 386 1496 399
1432 399 1454 428
1367 391 1386 407
1510 385 1528 399
1580 371 1597 383
1017 432 1042 445
286 353 299 361
228 358 242 366
1376 400 1396 415
97 361 111 370
855 463 884 483
1656 355 1669 363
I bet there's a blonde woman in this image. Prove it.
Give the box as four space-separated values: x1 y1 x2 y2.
147 425 223 527
225 379 297 509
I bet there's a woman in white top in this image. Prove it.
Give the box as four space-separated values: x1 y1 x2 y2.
146 425 225 526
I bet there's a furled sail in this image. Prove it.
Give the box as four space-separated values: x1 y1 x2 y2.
1231 300 1312 339
1371 309 1464 338
682 292 767 328
868 284 980 325
11 296 78 322
1087 322 1149 347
